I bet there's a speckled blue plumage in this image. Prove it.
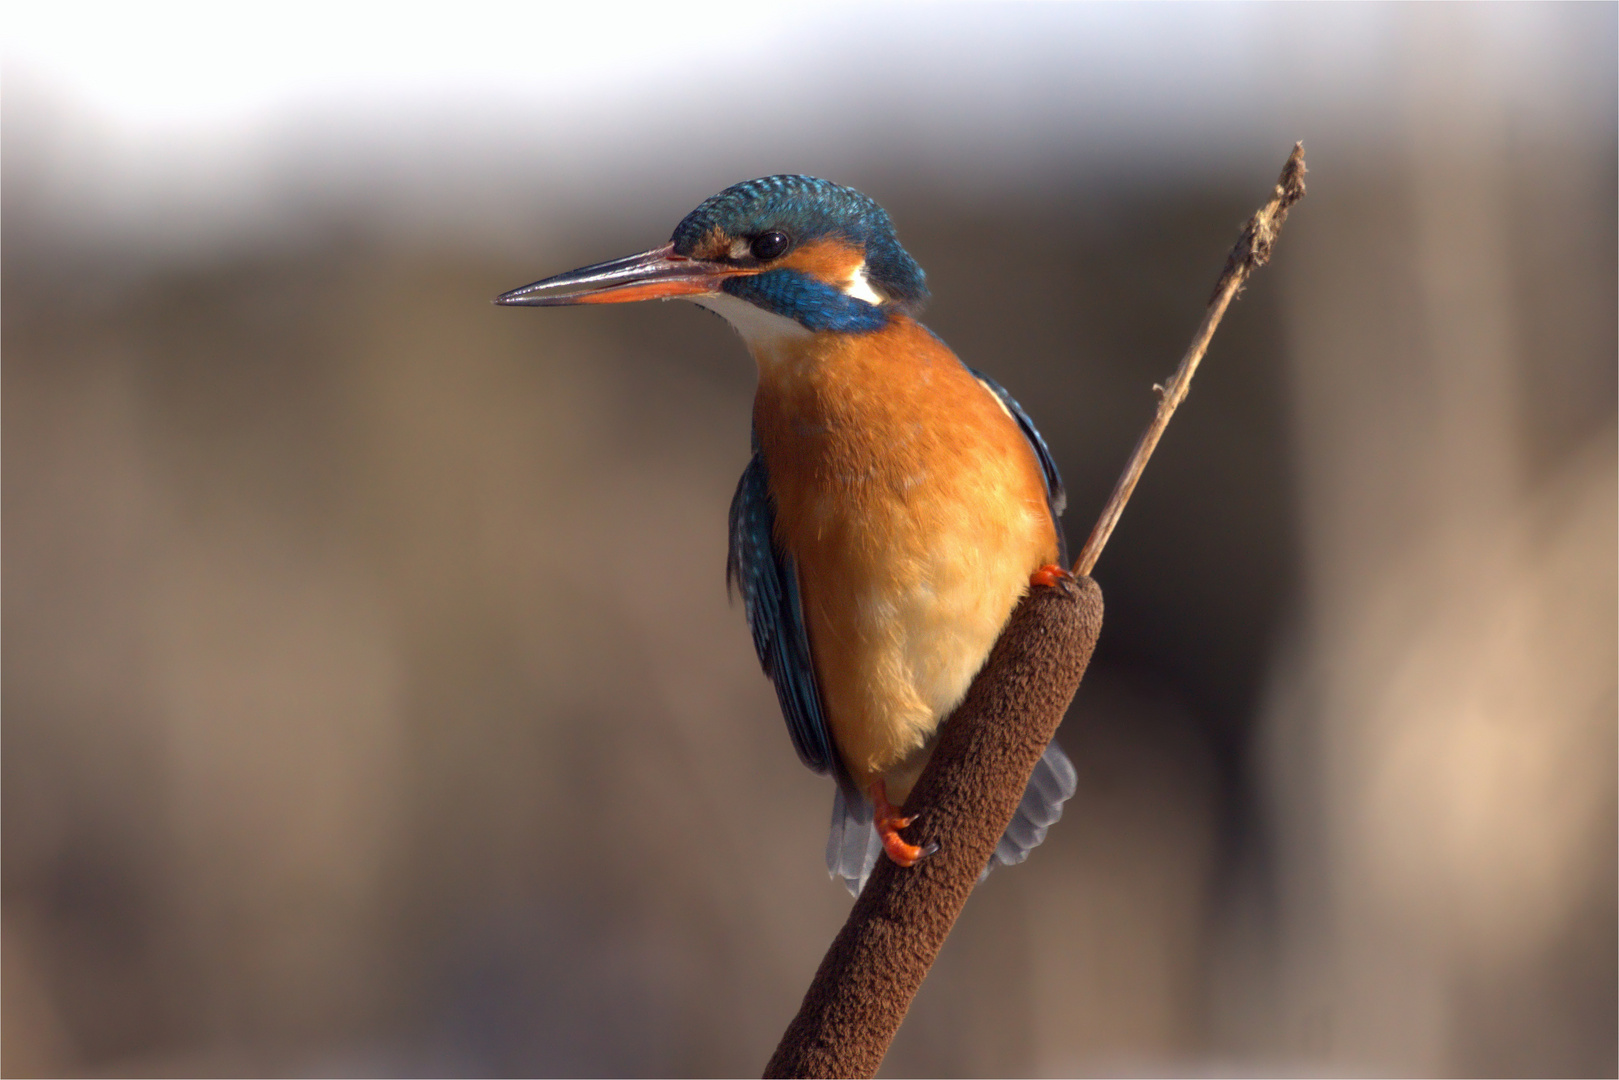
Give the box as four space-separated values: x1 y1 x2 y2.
671 174 929 314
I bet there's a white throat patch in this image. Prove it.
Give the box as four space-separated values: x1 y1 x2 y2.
689 291 813 356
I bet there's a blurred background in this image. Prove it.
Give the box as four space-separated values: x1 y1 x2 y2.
4 3 1614 1076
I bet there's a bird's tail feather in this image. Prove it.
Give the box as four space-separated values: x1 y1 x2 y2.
826 740 1077 896
827 786 881 896
989 740 1077 871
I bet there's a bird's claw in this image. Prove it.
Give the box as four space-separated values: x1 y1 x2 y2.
871 780 932 868
1030 562 1074 589
877 819 927 867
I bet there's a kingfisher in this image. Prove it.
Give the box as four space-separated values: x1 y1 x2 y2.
498 175 1076 893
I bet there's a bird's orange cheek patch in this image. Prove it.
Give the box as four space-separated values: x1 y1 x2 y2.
781 239 866 285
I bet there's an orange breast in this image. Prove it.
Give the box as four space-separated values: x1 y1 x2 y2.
752 316 1058 800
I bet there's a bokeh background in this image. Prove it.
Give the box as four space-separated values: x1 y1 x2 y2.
4 4 1614 1076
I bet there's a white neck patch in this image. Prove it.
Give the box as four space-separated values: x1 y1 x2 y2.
844 261 885 305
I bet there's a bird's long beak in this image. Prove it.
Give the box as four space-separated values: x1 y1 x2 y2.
495 242 747 306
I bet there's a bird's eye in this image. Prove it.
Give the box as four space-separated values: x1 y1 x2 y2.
750 231 790 261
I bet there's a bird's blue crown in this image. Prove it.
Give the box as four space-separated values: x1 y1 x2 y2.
671 175 929 333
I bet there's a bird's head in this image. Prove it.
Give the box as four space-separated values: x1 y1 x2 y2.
497 176 929 341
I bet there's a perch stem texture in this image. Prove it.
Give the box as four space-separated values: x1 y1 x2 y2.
764 577 1104 1079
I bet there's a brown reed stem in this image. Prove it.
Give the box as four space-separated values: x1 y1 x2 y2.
1073 142 1307 576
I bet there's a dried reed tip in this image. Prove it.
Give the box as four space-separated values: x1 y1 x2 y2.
1212 142 1308 304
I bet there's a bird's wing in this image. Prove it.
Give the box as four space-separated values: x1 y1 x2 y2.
727 451 836 774
968 368 1069 563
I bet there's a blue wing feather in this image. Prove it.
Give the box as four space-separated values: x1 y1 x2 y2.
727 452 836 774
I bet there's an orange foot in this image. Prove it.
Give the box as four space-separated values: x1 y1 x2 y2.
1030 562 1074 589
870 780 930 867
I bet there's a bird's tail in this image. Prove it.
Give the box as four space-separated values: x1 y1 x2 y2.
990 739 1077 869
826 785 881 895
826 740 1077 896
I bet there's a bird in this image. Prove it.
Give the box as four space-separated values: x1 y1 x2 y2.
497 175 1076 894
